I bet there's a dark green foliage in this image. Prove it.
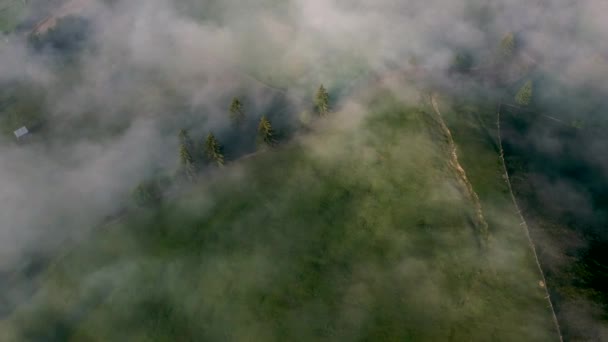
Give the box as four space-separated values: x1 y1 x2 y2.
257 116 275 147
179 128 197 162
315 84 330 116
178 129 193 148
29 16 91 55
132 180 163 207
179 142 195 165
229 97 246 126
515 80 533 106
17 307 73 342
500 32 516 59
179 143 197 181
204 133 224 166
451 52 473 73
178 129 189 143
573 240 608 305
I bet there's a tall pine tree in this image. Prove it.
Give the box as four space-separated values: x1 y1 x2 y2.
257 116 275 147
229 97 246 126
179 129 193 148
500 32 516 59
204 133 225 166
315 84 330 116
179 129 196 158
179 143 197 181
515 80 533 106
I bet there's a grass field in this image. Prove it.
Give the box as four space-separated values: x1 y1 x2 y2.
0 0 27 33
437 88 561 339
0 83 47 137
1 87 558 341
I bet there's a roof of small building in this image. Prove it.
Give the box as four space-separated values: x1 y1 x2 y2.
14 126 29 138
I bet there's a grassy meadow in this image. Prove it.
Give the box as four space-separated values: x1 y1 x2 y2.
0 88 558 341
0 0 28 33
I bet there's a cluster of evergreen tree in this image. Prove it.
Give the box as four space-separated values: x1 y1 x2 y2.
177 128 223 181
132 180 162 207
133 85 331 205
176 84 330 180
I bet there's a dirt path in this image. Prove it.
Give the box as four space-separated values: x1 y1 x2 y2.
430 94 489 244
497 103 563 342
30 0 93 35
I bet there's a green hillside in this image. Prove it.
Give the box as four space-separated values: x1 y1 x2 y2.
0 88 558 341
0 0 27 33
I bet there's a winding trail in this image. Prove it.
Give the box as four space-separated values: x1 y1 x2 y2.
497 103 563 342
430 94 489 243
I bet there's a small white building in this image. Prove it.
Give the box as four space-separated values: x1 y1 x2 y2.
14 126 29 139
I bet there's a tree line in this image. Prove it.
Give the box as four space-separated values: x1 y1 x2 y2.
450 31 535 107
133 84 331 207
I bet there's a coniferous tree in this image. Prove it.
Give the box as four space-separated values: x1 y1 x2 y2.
257 116 275 147
178 129 189 143
451 52 473 73
515 80 533 106
204 133 225 166
500 32 516 59
315 84 330 116
229 97 246 126
132 180 161 207
179 129 194 150
179 143 197 181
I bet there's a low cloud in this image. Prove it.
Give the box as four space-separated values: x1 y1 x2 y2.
0 0 607 337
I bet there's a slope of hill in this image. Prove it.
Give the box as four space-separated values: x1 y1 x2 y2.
0 86 559 341
0 0 27 33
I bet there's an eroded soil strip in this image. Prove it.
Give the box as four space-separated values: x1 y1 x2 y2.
431 95 489 243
